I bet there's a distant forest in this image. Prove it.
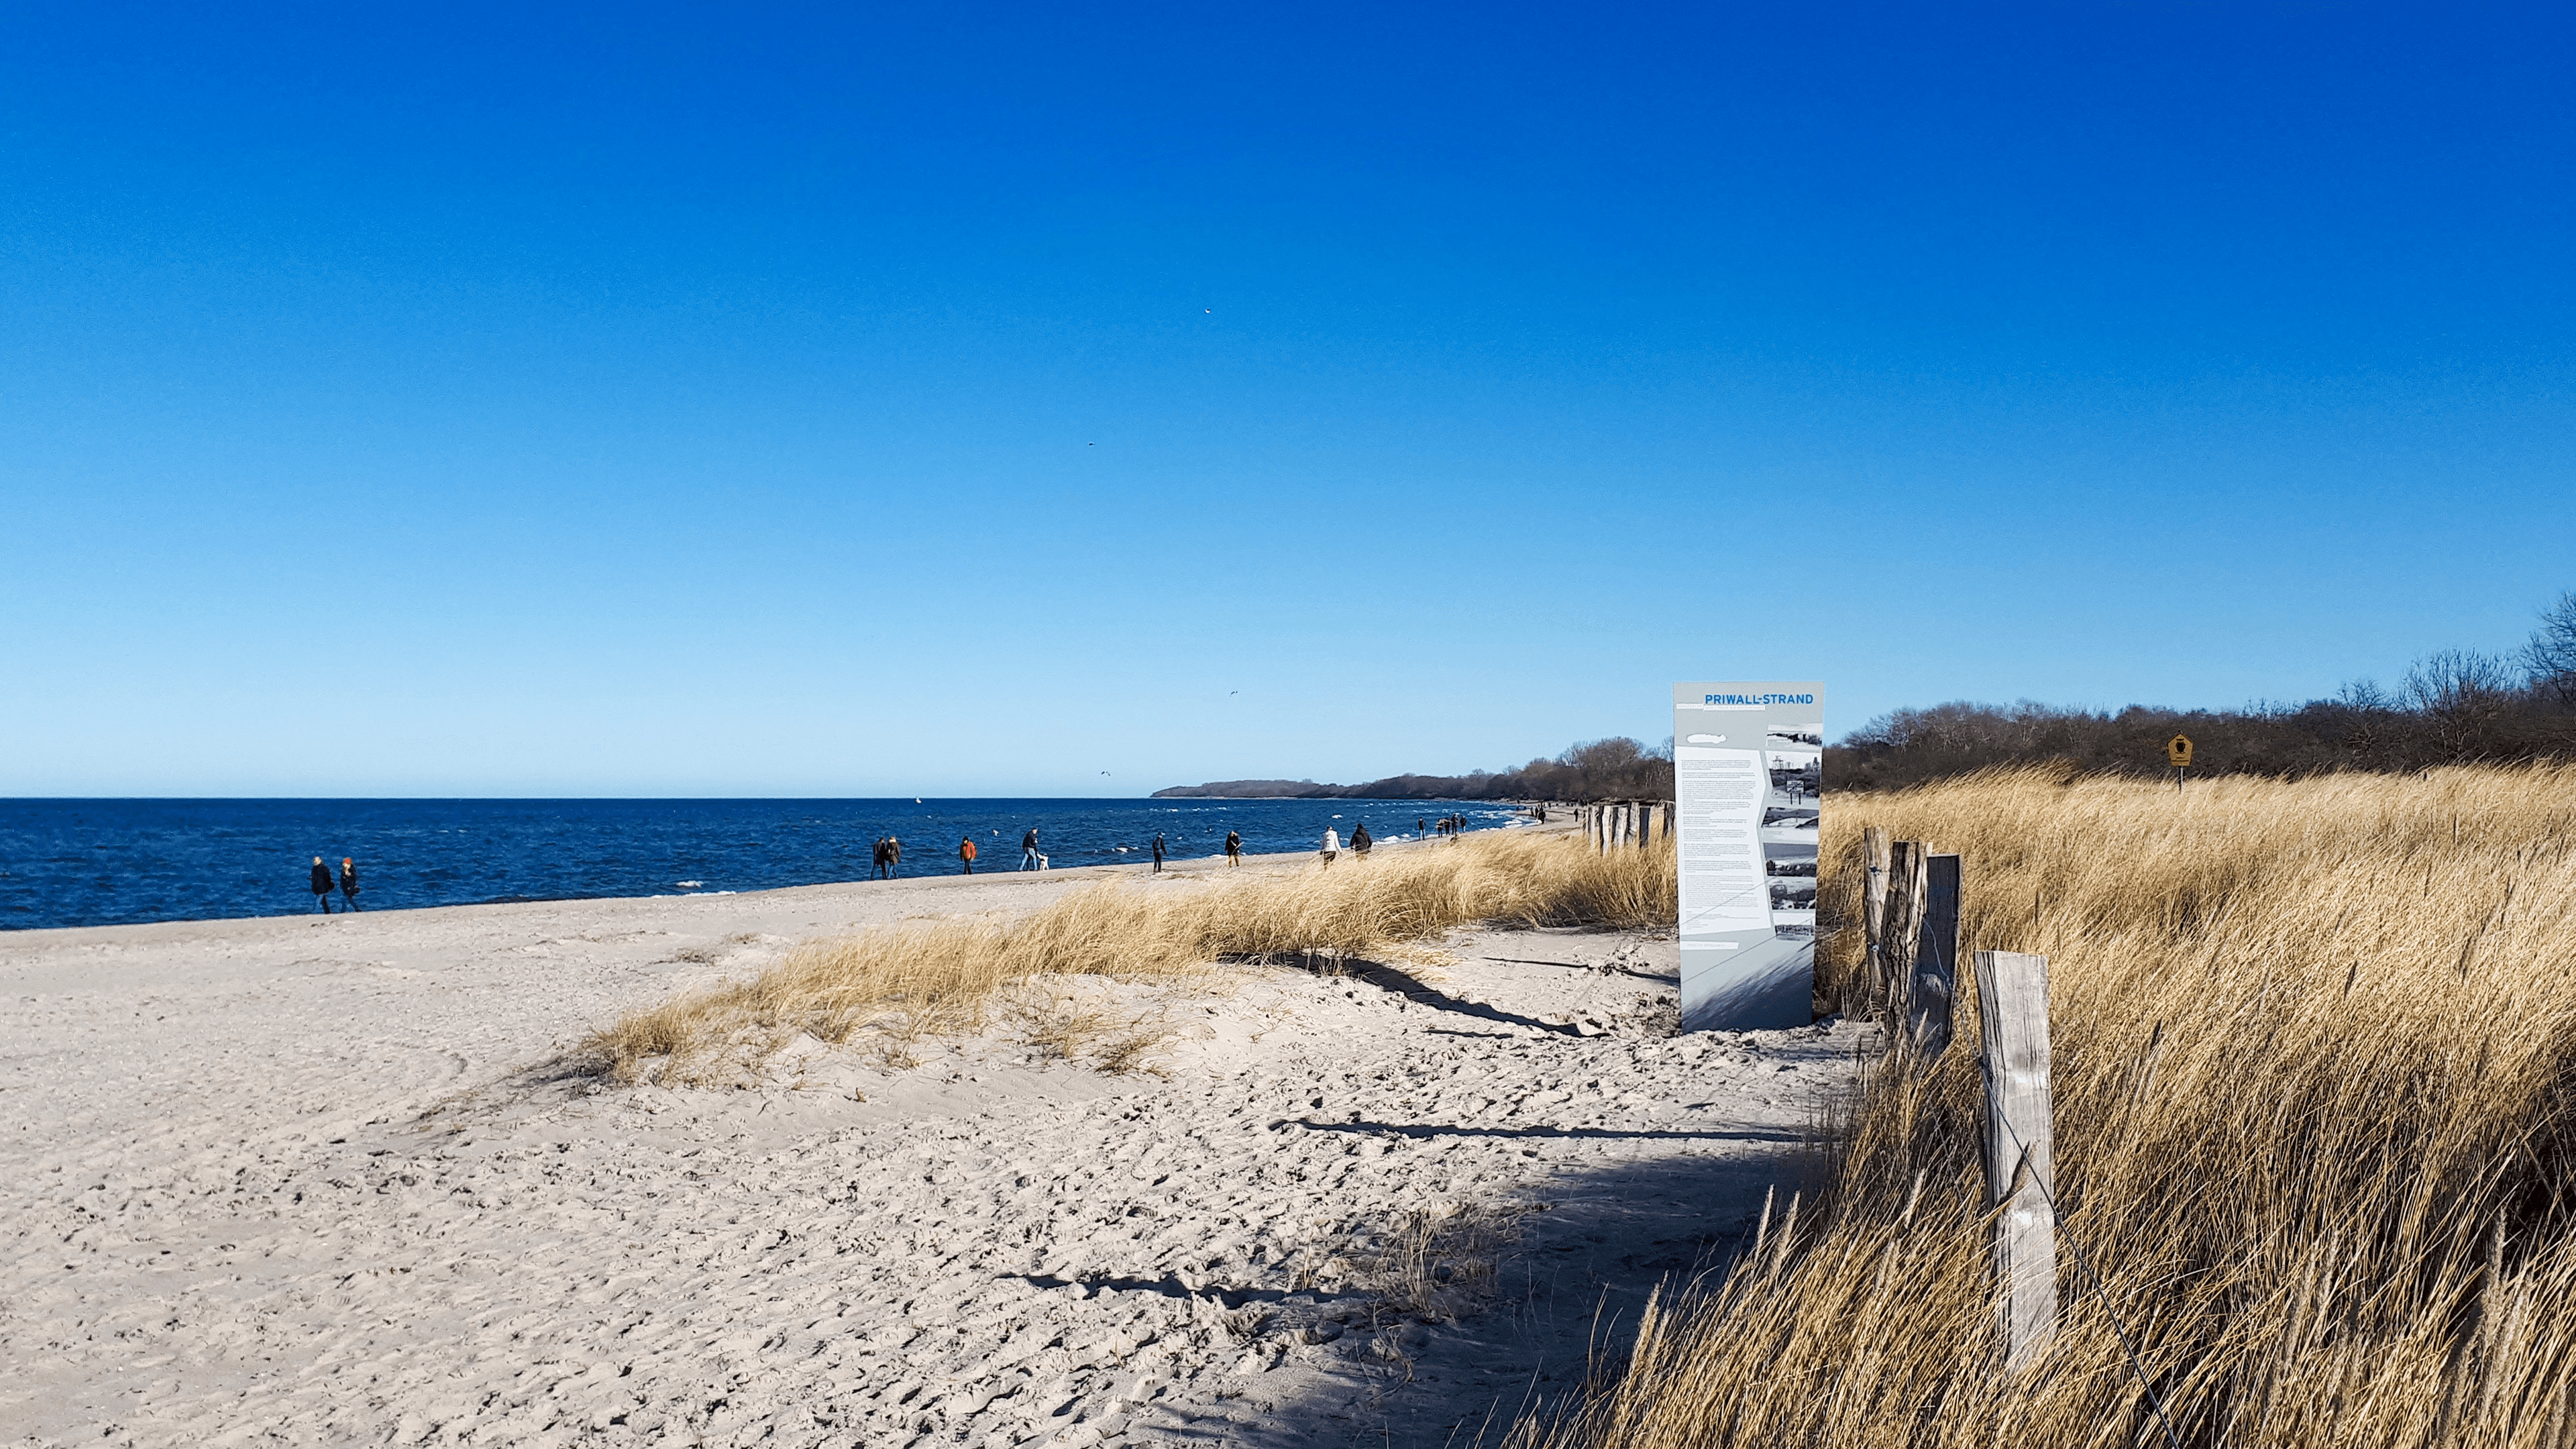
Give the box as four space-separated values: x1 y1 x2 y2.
1152 736 1678 802
1832 592 2576 790
1163 594 2576 800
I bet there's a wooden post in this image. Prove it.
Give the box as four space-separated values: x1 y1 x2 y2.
1882 842 1927 1026
1909 854 1962 1059
1860 827 1892 1009
1662 800 1676 842
1621 803 1636 848
1975 949 2057 1372
1613 803 1627 849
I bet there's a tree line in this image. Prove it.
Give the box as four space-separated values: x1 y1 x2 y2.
1830 590 2576 791
1159 592 2576 800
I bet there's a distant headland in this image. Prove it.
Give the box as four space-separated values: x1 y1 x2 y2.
1153 737 1678 802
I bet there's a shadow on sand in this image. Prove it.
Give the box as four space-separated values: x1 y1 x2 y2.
1099 1116 1833 1448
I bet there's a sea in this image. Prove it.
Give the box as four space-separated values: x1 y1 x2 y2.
0 798 1529 932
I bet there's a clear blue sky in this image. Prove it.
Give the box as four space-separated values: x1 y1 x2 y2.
5 3 2571 796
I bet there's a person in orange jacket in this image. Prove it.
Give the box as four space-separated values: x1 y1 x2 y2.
959 836 977 875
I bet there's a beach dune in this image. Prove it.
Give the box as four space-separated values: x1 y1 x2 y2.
3 851 1858 1447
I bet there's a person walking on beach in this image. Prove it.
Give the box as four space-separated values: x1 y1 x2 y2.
887 835 902 876
309 856 335 914
1022 828 1041 871
958 836 977 875
1319 826 1340 867
1149 833 1166 873
1351 822 1372 857
338 857 360 911
1224 829 1242 867
871 837 891 879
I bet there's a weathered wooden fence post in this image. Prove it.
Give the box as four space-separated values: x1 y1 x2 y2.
1909 854 1962 1057
1882 842 1928 1028
1662 799 1675 842
1860 827 1892 1010
1975 949 2057 1371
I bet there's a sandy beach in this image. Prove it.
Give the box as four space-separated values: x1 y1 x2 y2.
5 845 1865 1448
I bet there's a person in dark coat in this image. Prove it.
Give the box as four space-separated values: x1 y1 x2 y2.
338 857 360 911
1022 828 1042 871
872 837 891 879
1224 829 1242 867
1351 822 1373 857
309 856 335 913
887 836 903 876
1149 833 1167 873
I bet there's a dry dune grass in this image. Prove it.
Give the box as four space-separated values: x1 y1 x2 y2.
1517 763 2576 1448
585 829 1674 1085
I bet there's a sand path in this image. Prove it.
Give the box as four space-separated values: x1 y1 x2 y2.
4 852 1864 1446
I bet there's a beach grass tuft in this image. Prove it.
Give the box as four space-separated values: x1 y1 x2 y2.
1515 762 2576 1447
583 828 1673 1085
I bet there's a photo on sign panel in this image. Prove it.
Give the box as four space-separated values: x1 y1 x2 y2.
1761 804 1820 831
1768 879 1818 911
1764 843 1819 877
1766 753 1822 799
1765 725 1823 749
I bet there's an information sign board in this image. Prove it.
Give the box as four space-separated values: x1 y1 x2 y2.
1672 682 1825 1030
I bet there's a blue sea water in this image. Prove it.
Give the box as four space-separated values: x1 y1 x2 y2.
0 798 1530 932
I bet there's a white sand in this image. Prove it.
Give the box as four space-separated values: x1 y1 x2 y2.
3 852 1866 1447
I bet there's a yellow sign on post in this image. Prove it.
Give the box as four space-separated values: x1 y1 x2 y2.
2167 735 2193 768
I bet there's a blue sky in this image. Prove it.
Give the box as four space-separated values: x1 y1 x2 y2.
4 3 2571 795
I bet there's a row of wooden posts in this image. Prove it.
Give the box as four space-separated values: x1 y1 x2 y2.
1580 800 1672 851
1860 826 2059 1372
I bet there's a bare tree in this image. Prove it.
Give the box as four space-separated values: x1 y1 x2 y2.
2525 590 2576 705
2403 649 2521 762
2403 648 2517 714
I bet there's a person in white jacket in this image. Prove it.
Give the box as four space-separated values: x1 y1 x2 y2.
1319 826 1340 867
